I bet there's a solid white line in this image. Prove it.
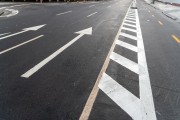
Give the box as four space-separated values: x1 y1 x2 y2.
21 34 84 78
89 5 95 8
110 52 139 74
0 35 43 55
116 40 138 52
99 73 142 120
0 30 27 40
135 9 157 120
56 11 72 16
120 32 138 40
0 32 11 36
122 27 137 33
123 23 136 28
87 12 97 17
124 20 136 24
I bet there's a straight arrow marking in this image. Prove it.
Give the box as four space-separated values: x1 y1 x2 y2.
21 27 92 78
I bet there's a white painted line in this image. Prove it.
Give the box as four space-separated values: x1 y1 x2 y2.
107 5 111 8
120 32 137 41
0 4 30 9
123 23 136 28
0 35 44 55
122 27 137 33
125 17 136 21
56 11 72 16
126 16 136 19
87 12 97 17
21 27 92 78
0 32 11 36
124 19 136 24
116 40 138 52
135 9 157 120
99 73 142 120
89 5 95 8
126 15 135 18
0 9 19 17
110 52 139 74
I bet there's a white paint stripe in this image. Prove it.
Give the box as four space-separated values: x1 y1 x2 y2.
116 40 138 52
99 73 142 120
126 15 135 18
21 34 84 78
120 32 138 40
87 12 97 17
135 9 157 120
125 17 136 21
122 27 137 33
0 35 43 55
0 30 27 40
89 5 95 7
0 32 11 36
56 11 72 16
110 52 139 74
124 20 136 24
126 16 136 19
123 23 136 28
107 5 111 8
0 4 29 9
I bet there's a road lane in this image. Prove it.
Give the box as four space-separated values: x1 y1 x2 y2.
0 0 132 119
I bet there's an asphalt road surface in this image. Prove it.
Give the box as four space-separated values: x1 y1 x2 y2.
0 0 180 120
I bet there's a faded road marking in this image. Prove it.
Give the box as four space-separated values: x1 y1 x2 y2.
158 21 163 26
56 11 72 16
87 12 97 17
172 35 180 43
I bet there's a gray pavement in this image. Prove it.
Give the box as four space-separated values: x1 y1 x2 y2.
0 0 180 120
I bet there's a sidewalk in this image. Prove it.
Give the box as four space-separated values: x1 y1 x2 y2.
144 0 180 21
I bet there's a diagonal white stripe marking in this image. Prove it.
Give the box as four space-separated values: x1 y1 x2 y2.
126 16 136 19
125 17 136 21
110 52 139 74
0 35 43 55
126 15 135 18
116 40 138 52
122 27 137 33
124 20 136 24
0 32 11 36
120 32 138 41
56 11 72 16
87 12 97 17
123 23 136 28
99 73 142 120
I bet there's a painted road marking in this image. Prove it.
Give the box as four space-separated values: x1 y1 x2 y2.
152 15 155 17
172 35 180 43
0 35 44 55
107 5 111 8
0 24 46 40
89 5 95 8
125 17 136 21
99 73 142 120
116 40 138 52
124 19 136 24
0 9 19 17
21 27 92 78
110 52 139 74
122 27 137 33
158 21 163 26
56 11 72 16
0 32 10 36
123 23 136 28
0 4 29 9
87 12 97 17
120 32 138 40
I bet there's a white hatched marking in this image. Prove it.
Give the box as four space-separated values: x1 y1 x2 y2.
124 20 136 24
120 32 137 40
123 23 136 28
99 73 142 120
116 40 138 52
126 15 135 18
126 17 136 21
110 52 139 74
122 27 137 33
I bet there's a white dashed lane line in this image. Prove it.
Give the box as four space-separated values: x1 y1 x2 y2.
56 11 72 16
87 12 97 18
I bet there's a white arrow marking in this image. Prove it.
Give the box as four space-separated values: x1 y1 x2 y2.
21 27 92 78
0 24 46 40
